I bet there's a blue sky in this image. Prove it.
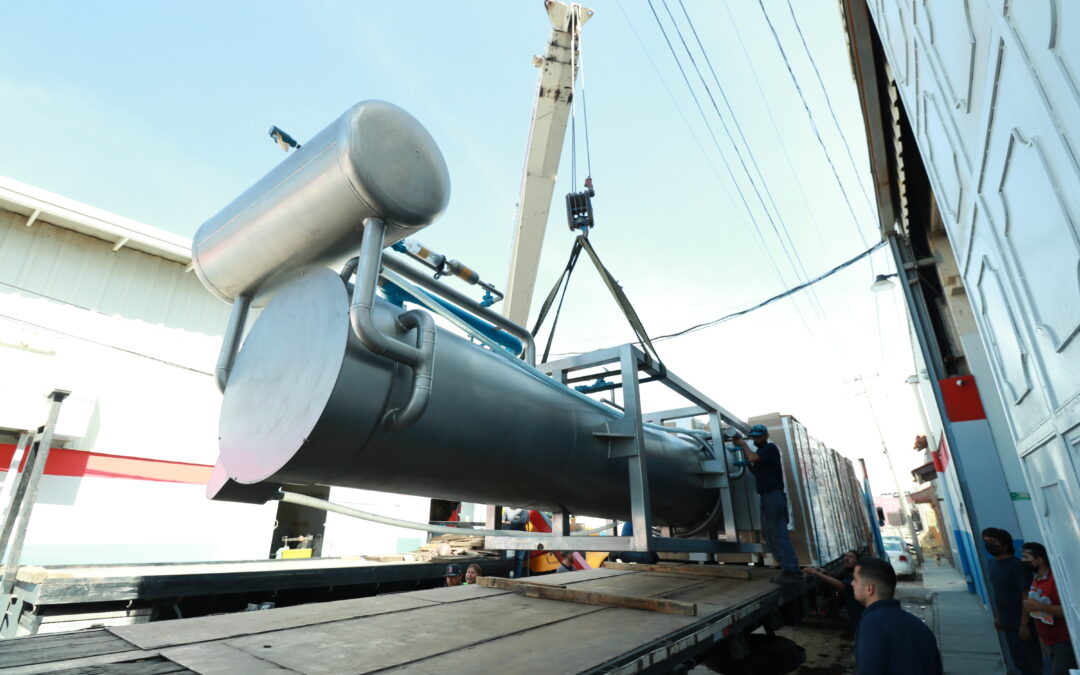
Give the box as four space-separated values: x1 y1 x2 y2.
0 1 928 492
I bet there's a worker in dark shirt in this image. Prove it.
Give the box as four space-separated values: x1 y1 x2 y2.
732 424 801 583
853 556 942 675
806 550 863 627
982 527 1040 675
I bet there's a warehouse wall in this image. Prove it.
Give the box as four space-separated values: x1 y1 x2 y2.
0 207 276 564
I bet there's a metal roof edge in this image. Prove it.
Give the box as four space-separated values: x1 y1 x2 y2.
0 174 193 264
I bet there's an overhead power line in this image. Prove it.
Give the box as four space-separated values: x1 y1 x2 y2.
641 0 817 337
652 241 887 343
671 0 835 333
757 0 870 249
782 0 876 216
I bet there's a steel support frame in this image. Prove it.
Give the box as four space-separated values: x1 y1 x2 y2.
887 231 995 596
484 344 760 554
0 389 69 637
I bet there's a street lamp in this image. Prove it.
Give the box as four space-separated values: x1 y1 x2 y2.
870 273 898 292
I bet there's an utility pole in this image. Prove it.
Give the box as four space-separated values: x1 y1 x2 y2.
851 374 924 565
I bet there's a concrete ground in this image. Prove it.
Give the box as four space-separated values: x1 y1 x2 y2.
919 563 1006 675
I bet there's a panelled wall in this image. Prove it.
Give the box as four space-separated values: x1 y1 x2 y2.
0 207 277 564
867 0 1080 642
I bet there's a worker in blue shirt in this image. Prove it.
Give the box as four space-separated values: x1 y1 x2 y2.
732 424 801 583
853 556 942 674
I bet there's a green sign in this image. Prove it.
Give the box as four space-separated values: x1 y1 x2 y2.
1010 491 1031 501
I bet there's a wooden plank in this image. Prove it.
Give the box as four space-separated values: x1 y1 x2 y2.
396 583 507 604
480 577 697 616
0 634 137 669
0 631 120 655
1 650 156 675
111 593 437 650
163 643 298 674
223 592 606 674
601 561 752 580
53 658 191 674
478 577 566 591
525 569 715 599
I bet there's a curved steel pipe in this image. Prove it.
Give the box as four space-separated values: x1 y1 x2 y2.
383 309 435 429
214 295 252 393
382 254 536 365
349 217 435 429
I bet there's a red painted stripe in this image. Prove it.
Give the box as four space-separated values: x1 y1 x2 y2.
0 444 213 485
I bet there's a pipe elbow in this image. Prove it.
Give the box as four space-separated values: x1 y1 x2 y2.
383 309 436 430
349 299 393 356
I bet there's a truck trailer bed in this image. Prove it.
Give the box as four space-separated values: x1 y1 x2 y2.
0 564 813 674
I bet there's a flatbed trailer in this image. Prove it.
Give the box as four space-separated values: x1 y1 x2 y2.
0 562 835 674
0 556 512 638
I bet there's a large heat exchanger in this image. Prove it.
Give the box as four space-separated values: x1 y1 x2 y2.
194 102 722 528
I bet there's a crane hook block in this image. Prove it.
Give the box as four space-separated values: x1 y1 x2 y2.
566 183 595 232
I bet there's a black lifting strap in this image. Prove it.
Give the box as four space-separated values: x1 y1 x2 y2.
578 236 666 377
531 235 666 376
531 238 584 364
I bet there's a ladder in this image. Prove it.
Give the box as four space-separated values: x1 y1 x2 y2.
0 389 69 637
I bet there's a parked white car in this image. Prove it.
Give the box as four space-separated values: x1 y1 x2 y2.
881 536 916 580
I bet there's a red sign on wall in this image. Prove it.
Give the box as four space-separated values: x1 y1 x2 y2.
939 375 987 422
933 434 951 473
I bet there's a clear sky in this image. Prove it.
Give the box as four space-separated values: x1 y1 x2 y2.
0 1 929 495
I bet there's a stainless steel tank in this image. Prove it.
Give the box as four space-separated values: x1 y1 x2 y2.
217 267 716 526
192 101 450 304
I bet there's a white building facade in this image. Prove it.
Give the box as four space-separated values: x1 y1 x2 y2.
0 176 428 566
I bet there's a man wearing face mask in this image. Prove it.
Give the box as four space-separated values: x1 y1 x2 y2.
1021 542 1076 675
982 528 1040 675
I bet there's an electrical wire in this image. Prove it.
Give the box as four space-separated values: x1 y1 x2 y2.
757 0 871 249
670 0 835 335
613 1 766 257
640 0 815 338
652 241 887 342
783 0 877 216
547 240 888 359
666 0 803 277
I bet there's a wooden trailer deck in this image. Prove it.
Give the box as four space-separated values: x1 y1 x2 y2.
0 563 816 674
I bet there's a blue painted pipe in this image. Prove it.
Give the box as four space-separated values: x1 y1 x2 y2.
380 279 523 356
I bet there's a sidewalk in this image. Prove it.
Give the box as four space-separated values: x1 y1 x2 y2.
922 564 1006 674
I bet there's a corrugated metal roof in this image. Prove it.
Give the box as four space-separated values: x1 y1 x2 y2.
0 175 192 265
0 209 225 336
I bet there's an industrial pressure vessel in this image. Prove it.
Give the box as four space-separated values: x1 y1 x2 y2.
192 101 450 304
217 268 717 527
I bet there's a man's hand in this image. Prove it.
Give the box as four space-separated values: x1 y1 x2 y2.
1019 623 1032 641
1022 597 1041 613
731 437 748 448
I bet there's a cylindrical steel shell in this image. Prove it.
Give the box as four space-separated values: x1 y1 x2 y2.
192 101 450 304
218 269 715 527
